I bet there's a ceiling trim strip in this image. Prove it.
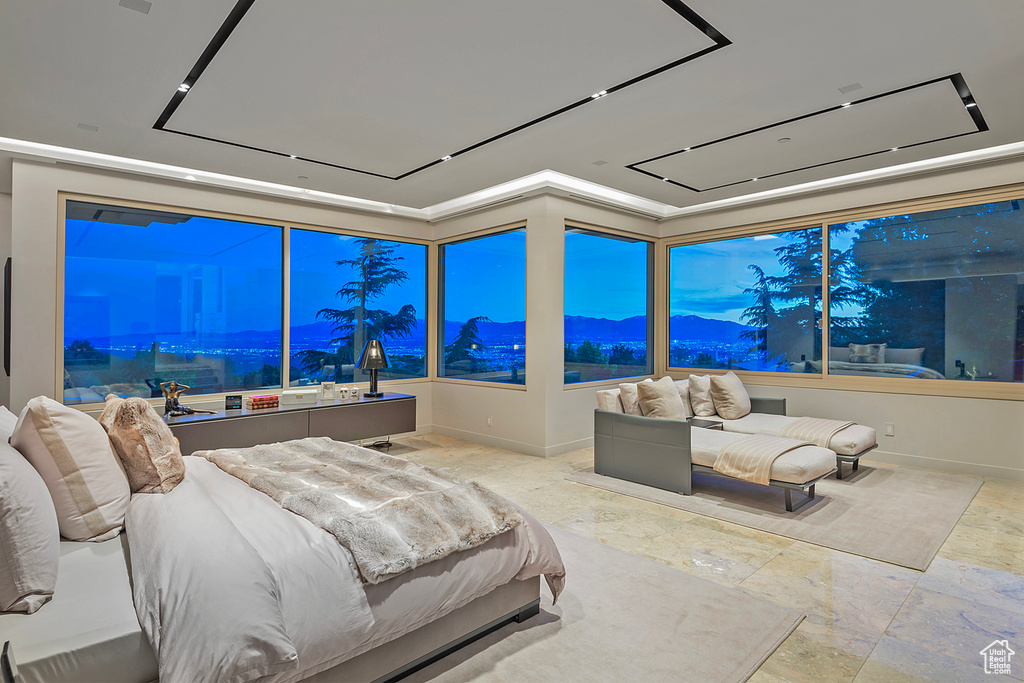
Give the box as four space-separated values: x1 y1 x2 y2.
628 72 990 192
152 0 731 181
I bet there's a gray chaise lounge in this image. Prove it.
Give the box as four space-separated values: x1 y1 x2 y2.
594 397 839 511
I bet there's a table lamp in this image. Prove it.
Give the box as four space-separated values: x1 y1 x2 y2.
358 339 389 398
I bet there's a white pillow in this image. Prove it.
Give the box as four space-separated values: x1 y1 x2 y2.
0 406 18 440
673 381 694 418
596 389 624 413
11 396 130 542
618 379 653 416
637 377 688 421
688 375 716 417
709 371 751 420
0 440 59 613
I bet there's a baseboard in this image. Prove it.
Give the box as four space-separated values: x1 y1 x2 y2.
428 425 548 457
866 449 1024 482
541 436 593 457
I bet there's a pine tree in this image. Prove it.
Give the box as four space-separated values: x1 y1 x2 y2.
295 239 416 380
444 316 491 372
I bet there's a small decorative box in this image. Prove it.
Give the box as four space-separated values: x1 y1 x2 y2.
281 388 318 406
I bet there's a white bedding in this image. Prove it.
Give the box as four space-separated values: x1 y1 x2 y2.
126 456 564 683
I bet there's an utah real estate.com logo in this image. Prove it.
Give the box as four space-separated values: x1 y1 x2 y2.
980 640 1015 675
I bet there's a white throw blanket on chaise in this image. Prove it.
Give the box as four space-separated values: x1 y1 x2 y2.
779 417 855 448
713 434 814 485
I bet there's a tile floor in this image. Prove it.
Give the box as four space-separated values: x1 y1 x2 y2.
388 433 1024 682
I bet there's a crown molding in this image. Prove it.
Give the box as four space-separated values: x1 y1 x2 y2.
4 135 1024 224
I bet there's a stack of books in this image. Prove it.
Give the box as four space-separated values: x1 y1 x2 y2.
245 394 279 410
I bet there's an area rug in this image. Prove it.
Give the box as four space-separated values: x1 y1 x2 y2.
567 463 982 571
407 526 802 683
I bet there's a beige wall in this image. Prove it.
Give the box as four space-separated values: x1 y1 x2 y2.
660 158 1024 481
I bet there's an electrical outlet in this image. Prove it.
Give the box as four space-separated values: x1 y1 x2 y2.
487 416 493 427
884 422 895 437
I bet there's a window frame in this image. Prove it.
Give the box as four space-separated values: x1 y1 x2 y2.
562 221 655 388
56 192 432 409
662 183 1024 401
435 222 528 390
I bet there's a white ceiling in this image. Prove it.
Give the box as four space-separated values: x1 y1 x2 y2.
1 0 1023 210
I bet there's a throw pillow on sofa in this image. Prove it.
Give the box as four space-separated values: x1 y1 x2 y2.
100 395 185 494
11 396 130 542
637 377 688 421
687 374 716 416
710 371 751 420
618 378 653 415
849 343 886 364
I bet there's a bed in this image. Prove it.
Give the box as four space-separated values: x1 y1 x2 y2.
1 442 565 683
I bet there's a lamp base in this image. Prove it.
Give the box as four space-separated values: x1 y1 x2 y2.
363 391 384 398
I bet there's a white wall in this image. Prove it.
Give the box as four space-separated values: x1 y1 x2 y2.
660 158 1024 481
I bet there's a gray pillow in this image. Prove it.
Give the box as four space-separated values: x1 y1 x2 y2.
637 377 688 421
688 374 716 417
849 343 886 364
884 347 924 366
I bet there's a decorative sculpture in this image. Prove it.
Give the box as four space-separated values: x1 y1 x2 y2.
160 380 216 417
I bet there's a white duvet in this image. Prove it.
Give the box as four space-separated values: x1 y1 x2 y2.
126 456 564 683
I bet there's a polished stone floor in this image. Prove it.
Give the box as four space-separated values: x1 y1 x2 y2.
388 433 1024 682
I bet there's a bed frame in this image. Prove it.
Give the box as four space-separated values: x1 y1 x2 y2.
303 576 540 682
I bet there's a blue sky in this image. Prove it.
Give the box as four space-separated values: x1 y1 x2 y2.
669 232 793 323
442 229 526 323
564 231 648 319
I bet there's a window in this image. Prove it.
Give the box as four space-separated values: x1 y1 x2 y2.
564 227 652 383
668 228 822 373
63 201 282 404
289 230 427 385
439 228 526 384
829 199 1024 383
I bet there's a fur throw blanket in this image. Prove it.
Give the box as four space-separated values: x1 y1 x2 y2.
100 395 185 494
195 437 524 584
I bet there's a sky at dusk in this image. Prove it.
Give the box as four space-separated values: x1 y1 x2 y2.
441 229 526 324
564 230 648 320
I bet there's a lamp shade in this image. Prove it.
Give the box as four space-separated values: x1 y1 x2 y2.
357 339 389 370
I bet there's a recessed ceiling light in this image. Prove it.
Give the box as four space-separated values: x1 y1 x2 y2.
966 102 978 108
891 147 899 152
841 102 852 108
777 137 791 143
76 123 99 132
184 175 196 181
289 154 297 159
592 160 608 166
591 90 608 99
298 175 308 180
178 83 190 93
751 177 759 182
683 147 692 152
662 177 669 182
838 82 863 95
441 155 452 161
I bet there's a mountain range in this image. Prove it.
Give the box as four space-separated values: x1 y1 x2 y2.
68 314 752 349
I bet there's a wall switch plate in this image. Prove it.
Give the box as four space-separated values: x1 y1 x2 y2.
487 416 493 427
885 422 895 437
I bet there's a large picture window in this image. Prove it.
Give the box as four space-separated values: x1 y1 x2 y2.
439 229 526 384
63 201 282 404
669 228 822 373
289 230 427 385
564 227 652 383
829 198 1024 383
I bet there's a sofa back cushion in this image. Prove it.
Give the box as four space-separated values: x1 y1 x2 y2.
849 343 886 364
884 347 924 366
0 440 59 613
710 371 751 420
100 396 185 494
11 396 130 542
687 374 716 417
673 381 694 418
